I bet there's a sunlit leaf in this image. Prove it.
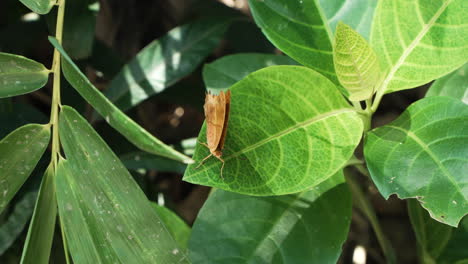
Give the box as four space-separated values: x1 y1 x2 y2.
56 106 189 263
365 96 468 226
0 124 50 214
104 17 232 111
334 22 380 101
371 0 468 94
49 37 193 164
426 63 468 103
0 53 50 98
189 171 351 263
184 66 363 195
20 165 57 264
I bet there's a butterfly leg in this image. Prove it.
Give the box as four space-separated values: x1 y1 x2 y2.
195 153 213 169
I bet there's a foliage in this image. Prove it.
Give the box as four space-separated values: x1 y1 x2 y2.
0 0 466 263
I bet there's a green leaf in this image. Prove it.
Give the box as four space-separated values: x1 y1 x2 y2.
249 0 337 83
56 106 189 263
0 53 50 98
365 96 468 226
321 0 377 40
152 204 191 250
184 66 363 195
0 191 36 255
20 166 57 264
0 124 50 214
104 17 232 111
203 53 297 93
426 63 468 103
19 0 54 14
188 171 351 263
121 152 187 174
408 199 452 263
334 22 381 101
438 216 468 264
371 0 468 94
48 37 193 164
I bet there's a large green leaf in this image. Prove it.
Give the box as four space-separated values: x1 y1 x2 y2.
408 199 452 263
0 53 50 98
0 124 50 214
49 37 193 164
248 0 377 84
188 171 351 263
152 204 191 250
20 166 56 264
426 63 468 103
56 106 188 263
19 0 54 14
203 53 297 92
365 96 468 226
371 0 468 94
334 22 381 101
184 66 363 195
0 191 36 255
104 17 232 111
438 216 468 264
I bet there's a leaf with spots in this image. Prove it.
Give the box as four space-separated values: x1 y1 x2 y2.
48 37 193 164
152 204 191 250
0 124 50 214
0 53 50 98
56 106 189 263
365 96 468 226
333 22 381 101
188 171 351 263
371 0 468 94
184 66 363 196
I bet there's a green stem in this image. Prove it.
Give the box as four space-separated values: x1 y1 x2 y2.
346 172 396 264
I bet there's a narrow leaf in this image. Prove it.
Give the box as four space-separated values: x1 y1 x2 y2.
203 53 297 92
48 37 193 164
334 22 381 101
63 0 97 59
426 63 468 103
365 96 468 226
120 152 187 174
57 106 188 263
0 53 50 98
184 66 363 195
0 191 36 255
189 171 351 263
21 165 57 264
371 0 468 94
152 204 191 250
19 0 54 14
0 124 50 214
105 17 232 111
437 216 468 263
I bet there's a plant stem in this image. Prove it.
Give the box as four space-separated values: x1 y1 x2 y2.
346 171 396 264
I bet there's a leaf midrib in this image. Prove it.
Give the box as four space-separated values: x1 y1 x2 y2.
379 0 452 94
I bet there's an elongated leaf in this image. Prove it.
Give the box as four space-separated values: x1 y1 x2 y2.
19 0 54 14
365 96 468 226
334 22 380 101
203 53 297 92
189 171 351 263
20 166 56 264
438 216 468 263
48 37 193 164
63 0 97 59
184 66 363 195
104 17 232 111
152 204 191 250
56 106 188 263
371 0 468 94
0 53 50 98
426 63 468 103
121 152 187 174
0 124 50 214
0 191 36 255
321 0 377 40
